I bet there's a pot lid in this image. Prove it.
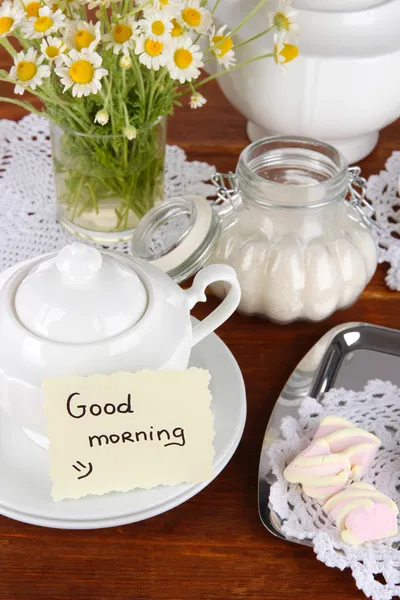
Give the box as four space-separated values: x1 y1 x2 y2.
131 194 228 284
15 243 147 344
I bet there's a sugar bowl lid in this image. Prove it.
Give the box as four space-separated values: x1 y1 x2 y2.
14 243 147 344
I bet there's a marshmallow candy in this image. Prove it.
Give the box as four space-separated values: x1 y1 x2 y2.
283 415 381 502
313 416 381 479
283 439 352 502
324 482 398 545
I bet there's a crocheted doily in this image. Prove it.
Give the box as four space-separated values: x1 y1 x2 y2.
267 379 400 600
0 114 215 271
367 152 400 291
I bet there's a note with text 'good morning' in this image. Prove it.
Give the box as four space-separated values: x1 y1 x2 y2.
44 369 215 502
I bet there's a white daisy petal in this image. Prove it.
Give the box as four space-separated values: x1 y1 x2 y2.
180 0 212 35
139 11 172 42
22 5 65 39
134 33 169 70
209 25 236 69
143 0 181 18
9 47 51 95
0 1 25 38
190 91 206 109
40 35 67 65
64 20 101 51
103 15 140 55
55 47 108 97
269 0 299 38
167 35 203 83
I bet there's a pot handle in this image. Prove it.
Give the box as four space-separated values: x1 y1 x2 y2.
184 264 241 348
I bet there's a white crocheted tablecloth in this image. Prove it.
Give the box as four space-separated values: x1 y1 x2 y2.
268 380 400 600
0 114 216 270
1 114 399 287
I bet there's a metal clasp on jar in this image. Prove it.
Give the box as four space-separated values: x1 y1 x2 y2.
348 167 376 228
210 172 240 225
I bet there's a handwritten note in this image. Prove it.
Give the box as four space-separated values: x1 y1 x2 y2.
43 369 215 502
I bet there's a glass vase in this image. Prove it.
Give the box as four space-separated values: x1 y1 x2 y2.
50 117 166 243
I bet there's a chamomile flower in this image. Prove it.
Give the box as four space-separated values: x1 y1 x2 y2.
20 0 42 18
22 5 65 39
40 35 67 65
170 17 185 39
190 91 206 109
180 0 211 35
273 34 298 65
119 53 132 68
269 0 299 37
44 0 81 11
0 1 24 38
144 0 181 17
64 20 101 51
140 11 172 42
85 0 120 9
123 125 137 140
55 47 108 97
9 47 51 95
167 36 203 83
135 34 168 70
209 25 235 69
94 108 109 125
104 16 139 55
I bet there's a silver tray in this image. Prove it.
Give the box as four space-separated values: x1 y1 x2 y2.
258 322 400 546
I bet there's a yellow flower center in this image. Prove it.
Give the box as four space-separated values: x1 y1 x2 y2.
0 16 13 35
174 48 193 69
182 7 201 28
113 23 132 44
275 42 298 64
25 2 41 17
34 15 53 33
144 38 163 57
46 45 59 58
273 11 291 32
212 35 233 57
159 0 168 5
69 59 94 84
171 18 182 37
17 60 37 82
151 20 165 36
75 29 95 50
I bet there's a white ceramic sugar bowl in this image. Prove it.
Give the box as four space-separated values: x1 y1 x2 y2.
0 243 240 448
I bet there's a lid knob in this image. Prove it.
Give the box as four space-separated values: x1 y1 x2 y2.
56 243 103 288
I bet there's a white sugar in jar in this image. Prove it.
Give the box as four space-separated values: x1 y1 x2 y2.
208 137 377 323
131 137 377 325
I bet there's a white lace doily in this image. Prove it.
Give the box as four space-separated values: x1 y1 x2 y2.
367 152 400 291
0 114 215 271
268 380 400 600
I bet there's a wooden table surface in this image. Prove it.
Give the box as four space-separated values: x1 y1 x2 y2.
1 55 400 599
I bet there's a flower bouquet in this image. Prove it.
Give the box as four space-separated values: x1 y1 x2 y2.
0 0 298 242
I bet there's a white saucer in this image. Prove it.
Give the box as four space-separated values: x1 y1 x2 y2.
0 326 246 529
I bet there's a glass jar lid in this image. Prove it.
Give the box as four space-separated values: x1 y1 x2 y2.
131 194 223 283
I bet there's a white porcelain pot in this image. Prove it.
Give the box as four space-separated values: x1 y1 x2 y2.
0 243 241 447
213 0 400 163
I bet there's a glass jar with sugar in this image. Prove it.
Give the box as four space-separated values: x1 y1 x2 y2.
131 136 377 324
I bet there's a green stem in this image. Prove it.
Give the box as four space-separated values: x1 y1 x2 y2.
0 38 16 57
0 96 42 116
183 52 274 93
230 0 271 36
233 25 274 50
211 0 222 14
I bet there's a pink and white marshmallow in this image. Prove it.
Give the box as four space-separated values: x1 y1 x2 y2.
324 482 398 545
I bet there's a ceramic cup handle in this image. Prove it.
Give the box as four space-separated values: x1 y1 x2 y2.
184 264 241 348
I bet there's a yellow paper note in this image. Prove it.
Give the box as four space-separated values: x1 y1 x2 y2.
43 369 215 502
